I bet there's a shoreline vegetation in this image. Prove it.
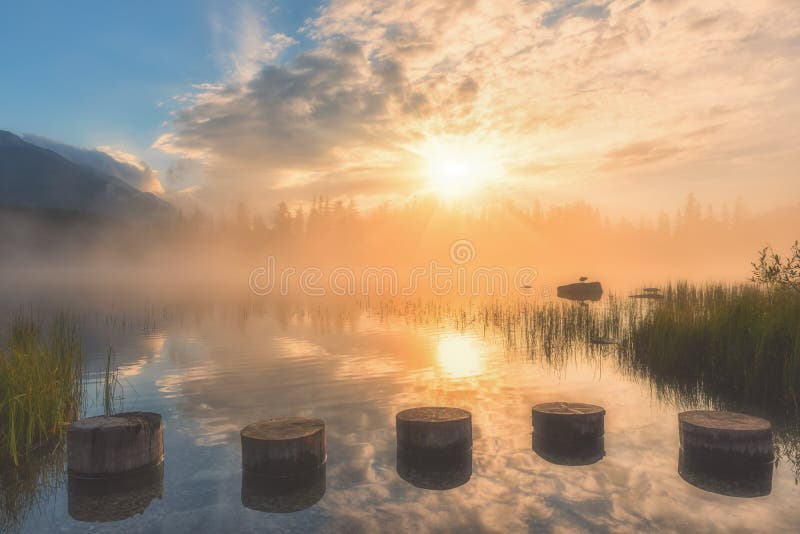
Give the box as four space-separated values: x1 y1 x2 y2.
0 313 83 465
618 284 800 413
0 313 84 531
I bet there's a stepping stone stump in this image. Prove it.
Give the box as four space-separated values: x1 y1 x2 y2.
242 464 326 513
67 412 164 478
396 448 472 490
678 411 774 464
396 407 472 456
678 449 772 498
532 402 605 465
241 418 326 478
68 463 164 522
396 407 473 490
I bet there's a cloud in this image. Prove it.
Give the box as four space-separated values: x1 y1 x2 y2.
154 36 424 205
23 134 164 194
155 0 800 211
602 140 683 170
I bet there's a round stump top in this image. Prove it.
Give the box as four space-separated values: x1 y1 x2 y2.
533 402 605 416
397 407 471 423
69 412 162 431
679 410 771 432
241 418 325 441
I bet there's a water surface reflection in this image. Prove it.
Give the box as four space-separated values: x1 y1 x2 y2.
6 301 800 533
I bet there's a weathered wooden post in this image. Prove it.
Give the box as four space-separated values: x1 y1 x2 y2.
678 410 774 497
241 418 327 512
68 463 164 522
396 407 473 490
396 407 472 455
67 412 164 477
241 418 326 477
242 464 326 513
396 448 472 490
532 402 605 465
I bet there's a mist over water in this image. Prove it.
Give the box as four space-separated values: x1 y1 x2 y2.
3 195 799 304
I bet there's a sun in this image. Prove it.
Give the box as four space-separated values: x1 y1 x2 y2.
436 334 484 378
421 136 504 199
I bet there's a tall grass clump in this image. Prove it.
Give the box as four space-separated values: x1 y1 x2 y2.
619 283 800 412
97 345 122 416
0 313 84 465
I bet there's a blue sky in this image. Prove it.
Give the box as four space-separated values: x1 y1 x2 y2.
0 0 319 167
1 1 798 213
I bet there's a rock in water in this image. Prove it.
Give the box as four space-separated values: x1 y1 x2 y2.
556 282 603 302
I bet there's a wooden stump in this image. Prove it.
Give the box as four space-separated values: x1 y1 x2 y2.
678 449 772 498
242 464 326 513
67 412 164 478
396 448 472 490
68 463 163 522
241 418 326 477
532 402 605 465
678 411 774 464
396 407 472 455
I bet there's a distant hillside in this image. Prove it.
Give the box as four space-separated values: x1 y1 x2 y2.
21 133 162 193
0 130 173 219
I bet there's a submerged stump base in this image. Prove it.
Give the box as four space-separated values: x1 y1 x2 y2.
396 448 472 490
396 407 473 490
396 407 472 456
678 410 774 497
241 418 327 513
68 463 164 522
241 418 326 478
242 464 326 513
678 411 774 463
67 412 164 478
532 402 605 465
678 450 772 498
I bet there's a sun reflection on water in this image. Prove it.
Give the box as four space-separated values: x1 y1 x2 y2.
436 333 485 378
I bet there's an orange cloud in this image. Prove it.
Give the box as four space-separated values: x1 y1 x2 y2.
155 0 800 212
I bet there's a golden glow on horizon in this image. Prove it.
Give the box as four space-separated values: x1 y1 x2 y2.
436 334 484 378
422 137 504 199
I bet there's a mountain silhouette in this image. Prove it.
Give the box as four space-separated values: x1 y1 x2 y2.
0 130 172 219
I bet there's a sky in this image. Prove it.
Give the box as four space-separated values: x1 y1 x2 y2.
1 0 799 215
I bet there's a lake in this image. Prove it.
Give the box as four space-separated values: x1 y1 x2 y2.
5 296 800 533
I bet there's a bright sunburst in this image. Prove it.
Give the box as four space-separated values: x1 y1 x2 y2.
436 334 484 378
421 136 504 199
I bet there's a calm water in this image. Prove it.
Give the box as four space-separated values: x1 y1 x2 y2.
9 299 800 533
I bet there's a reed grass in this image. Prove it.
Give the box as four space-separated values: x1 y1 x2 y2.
0 313 84 465
618 283 800 412
0 443 63 533
98 345 122 416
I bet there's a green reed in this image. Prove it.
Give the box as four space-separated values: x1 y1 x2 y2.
98 345 122 416
0 443 64 533
0 313 84 465
618 283 800 413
